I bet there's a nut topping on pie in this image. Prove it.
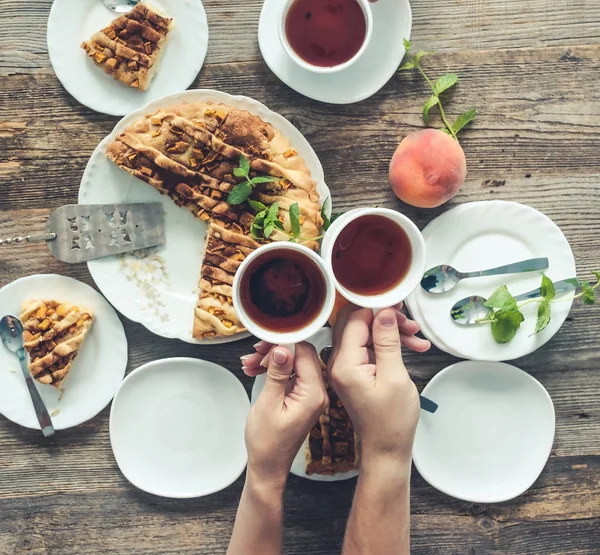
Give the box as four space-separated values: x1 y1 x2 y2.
20 300 95 388
81 4 172 91
106 100 323 339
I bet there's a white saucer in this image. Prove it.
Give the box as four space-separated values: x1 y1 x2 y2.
258 0 412 104
47 0 208 116
405 201 576 361
413 361 555 503
110 357 250 498
79 89 331 344
251 328 359 482
0 274 127 431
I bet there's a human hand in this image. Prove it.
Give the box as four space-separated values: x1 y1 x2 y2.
240 303 429 377
329 305 422 468
244 342 327 489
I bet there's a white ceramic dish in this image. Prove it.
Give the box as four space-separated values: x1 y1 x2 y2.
251 328 359 482
258 0 412 104
110 357 250 498
0 274 127 431
413 361 555 503
47 0 209 116
405 201 576 361
79 89 331 344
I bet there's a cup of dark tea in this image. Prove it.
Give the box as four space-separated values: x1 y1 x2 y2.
278 0 373 74
321 208 426 309
232 242 336 350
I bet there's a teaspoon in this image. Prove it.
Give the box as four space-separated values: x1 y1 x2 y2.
101 0 139 13
421 257 549 294
450 278 578 325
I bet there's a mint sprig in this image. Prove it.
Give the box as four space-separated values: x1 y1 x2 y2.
228 155 280 206
400 39 476 141
321 197 344 232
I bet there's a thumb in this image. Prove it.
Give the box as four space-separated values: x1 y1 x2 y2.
262 346 293 402
372 309 406 377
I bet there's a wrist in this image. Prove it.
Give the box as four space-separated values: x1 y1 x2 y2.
360 449 412 483
245 466 288 499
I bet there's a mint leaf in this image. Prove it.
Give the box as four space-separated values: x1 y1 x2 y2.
321 197 331 231
593 271 600 283
491 310 525 343
273 219 285 231
264 222 275 238
331 212 344 224
250 176 280 185
434 73 458 95
582 281 595 305
250 226 261 241
440 128 451 134
414 51 431 63
248 199 267 212
452 108 477 133
228 182 253 205
403 38 411 51
239 155 250 176
534 301 552 334
252 211 266 229
268 202 279 221
540 274 555 301
289 202 301 237
485 285 518 312
423 95 439 123
233 168 247 178
399 61 416 71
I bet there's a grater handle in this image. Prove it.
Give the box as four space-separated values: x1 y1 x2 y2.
0 233 56 246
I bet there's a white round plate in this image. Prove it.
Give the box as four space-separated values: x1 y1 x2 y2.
413 361 555 503
110 357 250 498
258 0 412 104
0 274 127 431
79 89 331 344
251 328 359 482
47 0 208 116
405 201 576 361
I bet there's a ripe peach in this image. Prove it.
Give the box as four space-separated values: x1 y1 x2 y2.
389 129 467 208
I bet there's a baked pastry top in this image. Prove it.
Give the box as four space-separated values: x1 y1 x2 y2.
20 300 95 388
81 4 172 91
106 100 323 339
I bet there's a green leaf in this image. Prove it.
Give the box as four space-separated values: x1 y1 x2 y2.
252 212 266 229
582 281 595 305
451 108 477 133
491 310 525 344
321 197 331 231
239 155 250 176
331 212 344 224
399 61 416 71
248 199 267 213
422 94 439 123
433 73 458 95
227 182 253 205
250 226 262 241
540 274 555 301
414 51 431 63
403 38 411 51
233 167 247 178
289 202 301 237
440 127 452 134
273 219 285 231
534 301 552 335
484 285 518 312
268 202 279 221
264 222 275 238
593 271 600 284
250 176 280 185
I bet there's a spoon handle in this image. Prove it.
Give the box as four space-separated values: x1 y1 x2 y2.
462 257 549 279
17 349 55 438
513 278 578 302
420 395 438 413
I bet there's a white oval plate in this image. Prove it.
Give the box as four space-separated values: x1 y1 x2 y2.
110 357 250 498
258 0 412 104
413 361 555 503
405 201 576 361
47 0 208 116
251 328 359 482
0 274 127 431
79 89 331 344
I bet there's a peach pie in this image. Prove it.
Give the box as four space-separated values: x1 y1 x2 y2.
106 100 323 339
20 300 95 388
81 4 172 91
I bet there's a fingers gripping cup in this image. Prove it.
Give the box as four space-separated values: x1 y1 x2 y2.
321 208 426 310
233 242 336 355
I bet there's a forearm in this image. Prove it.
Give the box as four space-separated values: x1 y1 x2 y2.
227 470 285 555
343 455 412 555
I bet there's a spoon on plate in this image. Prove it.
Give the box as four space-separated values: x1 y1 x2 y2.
101 0 139 13
319 347 438 414
450 278 578 325
421 257 549 294
0 315 55 437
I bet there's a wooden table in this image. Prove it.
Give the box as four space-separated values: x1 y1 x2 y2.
1 1 599 553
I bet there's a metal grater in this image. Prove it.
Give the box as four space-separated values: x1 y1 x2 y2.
0 203 166 263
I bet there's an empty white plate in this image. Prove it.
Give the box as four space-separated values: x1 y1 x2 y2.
413 361 555 503
47 0 208 115
110 357 250 498
0 274 127 431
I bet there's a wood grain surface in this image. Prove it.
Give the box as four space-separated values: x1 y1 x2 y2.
1 0 599 553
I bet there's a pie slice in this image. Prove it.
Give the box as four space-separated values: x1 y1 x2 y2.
20 300 95 388
106 100 323 339
81 4 172 91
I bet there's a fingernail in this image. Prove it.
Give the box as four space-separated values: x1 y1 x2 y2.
380 311 396 328
260 355 269 367
240 354 252 363
253 341 265 349
272 348 288 365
